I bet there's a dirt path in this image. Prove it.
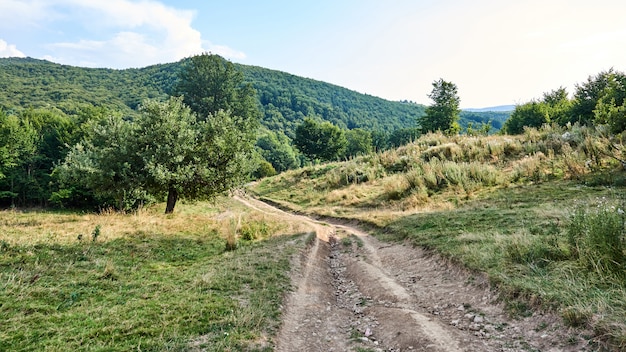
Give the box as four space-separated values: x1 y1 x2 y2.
235 195 591 352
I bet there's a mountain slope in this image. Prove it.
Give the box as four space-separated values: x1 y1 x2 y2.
0 57 425 137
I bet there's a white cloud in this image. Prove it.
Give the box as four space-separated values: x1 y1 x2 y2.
0 39 26 58
0 0 51 27
2 0 244 68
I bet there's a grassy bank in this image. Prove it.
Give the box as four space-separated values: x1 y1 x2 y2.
0 198 309 351
250 125 626 350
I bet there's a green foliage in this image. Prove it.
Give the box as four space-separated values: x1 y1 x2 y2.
243 65 426 136
54 114 144 210
421 79 461 135
542 87 573 125
256 130 300 172
459 110 510 132
294 117 347 161
254 160 278 179
174 53 258 124
56 97 257 213
386 127 421 148
571 69 626 126
344 128 373 158
504 101 550 135
0 108 78 207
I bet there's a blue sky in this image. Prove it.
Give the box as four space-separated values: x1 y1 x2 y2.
1 0 626 108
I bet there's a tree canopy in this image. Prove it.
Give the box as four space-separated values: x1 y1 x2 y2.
421 79 461 135
294 117 347 162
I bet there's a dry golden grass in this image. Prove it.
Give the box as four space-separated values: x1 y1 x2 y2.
0 197 305 247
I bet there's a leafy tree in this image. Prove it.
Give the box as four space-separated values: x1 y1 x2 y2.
421 79 461 135
388 127 421 148
56 97 257 213
344 128 373 158
294 117 347 161
570 69 626 125
542 87 572 125
594 93 626 134
0 108 76 207
174 53 258 123
137 97 256 213
54 114 143 211
503 101 550 135
256 130 299 173
0 110 38 205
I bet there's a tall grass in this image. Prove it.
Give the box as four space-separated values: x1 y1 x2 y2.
567 203 626 279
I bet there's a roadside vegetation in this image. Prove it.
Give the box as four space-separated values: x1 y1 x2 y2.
0 198 310 351
251 124 626 350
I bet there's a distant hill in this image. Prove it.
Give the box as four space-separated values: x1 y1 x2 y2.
0 57 506 136
463 105 515 112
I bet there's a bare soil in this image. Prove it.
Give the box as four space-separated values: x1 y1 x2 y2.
235 195 595 352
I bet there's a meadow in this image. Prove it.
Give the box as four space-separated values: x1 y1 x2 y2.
251 124 626 350
0 198 310 351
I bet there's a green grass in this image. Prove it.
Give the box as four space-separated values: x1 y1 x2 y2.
0 200 307 351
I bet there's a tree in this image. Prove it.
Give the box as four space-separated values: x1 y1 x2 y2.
421 79 461 135
174 53 258 123
570 69 626 125
137 97 256 213
503 101 550 135
388 127 421 148
54 113 143 211
294 117 347 161
256 130 299 173
56 97 258 213
344 128 373 158
542 87 572 126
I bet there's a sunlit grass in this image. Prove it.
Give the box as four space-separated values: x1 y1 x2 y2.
0 197 308 351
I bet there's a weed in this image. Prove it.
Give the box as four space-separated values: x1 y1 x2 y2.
91 224 101 242
561 306 591 327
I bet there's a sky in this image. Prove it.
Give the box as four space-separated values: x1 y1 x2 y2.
1 0 626 108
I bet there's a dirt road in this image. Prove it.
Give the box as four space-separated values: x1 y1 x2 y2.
235 195 592 352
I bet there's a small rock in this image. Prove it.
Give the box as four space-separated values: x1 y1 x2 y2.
457 305 465 311
464 313 475 321
469 323 481 331
450 319 460 326
360 337 369 343
474 316 485 324
541 334 548 339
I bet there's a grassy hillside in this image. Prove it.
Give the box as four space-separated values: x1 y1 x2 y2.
0 57 508 136
0 197 311 351
250 124 626 350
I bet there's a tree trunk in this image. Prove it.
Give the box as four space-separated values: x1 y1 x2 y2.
165 187 178 214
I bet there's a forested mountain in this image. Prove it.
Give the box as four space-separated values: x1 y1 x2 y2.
0 57 507 137
0 57 427 136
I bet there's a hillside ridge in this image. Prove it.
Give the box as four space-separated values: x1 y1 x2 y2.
0 57 508 135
